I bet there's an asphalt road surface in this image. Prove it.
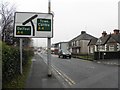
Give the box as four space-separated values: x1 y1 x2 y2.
38 53 118 88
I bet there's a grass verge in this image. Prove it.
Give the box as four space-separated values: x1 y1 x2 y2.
78 56 94 60
3 58 32 89
73 55 94 61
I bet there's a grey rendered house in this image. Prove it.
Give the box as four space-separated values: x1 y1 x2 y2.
68 31 97 55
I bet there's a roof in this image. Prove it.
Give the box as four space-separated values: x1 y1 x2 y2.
111 34 120 43
99 35 111 45
96 33 120 45
69 32 97 42
88 38 98 46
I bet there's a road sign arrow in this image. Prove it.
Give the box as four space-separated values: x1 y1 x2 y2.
22 14 38 36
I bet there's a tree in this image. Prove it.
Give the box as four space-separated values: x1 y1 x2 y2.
0 2 15 44
0 2 33 47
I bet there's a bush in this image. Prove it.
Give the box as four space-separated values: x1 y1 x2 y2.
2 42 34 84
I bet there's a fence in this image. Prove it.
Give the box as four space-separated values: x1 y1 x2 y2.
94 51 120 60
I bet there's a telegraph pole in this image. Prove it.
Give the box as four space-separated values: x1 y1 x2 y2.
47 0 52 77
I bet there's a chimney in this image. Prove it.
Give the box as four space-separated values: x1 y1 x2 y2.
113 29 120 34
81 31 86 34
102 31 107 37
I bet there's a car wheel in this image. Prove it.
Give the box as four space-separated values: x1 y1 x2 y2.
62 55 65 59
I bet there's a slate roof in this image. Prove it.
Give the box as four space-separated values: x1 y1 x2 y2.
88 38 98 46
96 33 120 45
105 34 120 44
98 35 111 45
111 34 120 43
69 32 97 42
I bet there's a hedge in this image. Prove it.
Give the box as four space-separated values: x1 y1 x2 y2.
2 42 34 84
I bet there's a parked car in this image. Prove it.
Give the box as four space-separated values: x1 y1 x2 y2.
58 50 71 59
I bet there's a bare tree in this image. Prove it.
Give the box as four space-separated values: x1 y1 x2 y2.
0 2 16 43
0 2 33 47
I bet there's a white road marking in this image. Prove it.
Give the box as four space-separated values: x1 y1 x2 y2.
97 61 101 63
81 60 92 62
52 65 76 86
39 54 76 86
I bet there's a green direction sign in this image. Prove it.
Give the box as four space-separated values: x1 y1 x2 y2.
37 19 51 31
16 26 31 35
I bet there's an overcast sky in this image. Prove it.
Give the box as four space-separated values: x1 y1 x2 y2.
1 0 119 47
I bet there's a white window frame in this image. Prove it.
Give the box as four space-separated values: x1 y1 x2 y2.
77 48 79 53
117 43 120 51
100 45 105 51
90 47 94 53
109 45 114 51
76 41 79 46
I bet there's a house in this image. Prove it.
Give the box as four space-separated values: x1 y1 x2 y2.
88 37 98 54
94 29 120 60
95 30 120 52
68 31 97 55
95 31 111 52
106 29 120 52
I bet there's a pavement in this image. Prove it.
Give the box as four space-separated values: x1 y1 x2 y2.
24 54 64 89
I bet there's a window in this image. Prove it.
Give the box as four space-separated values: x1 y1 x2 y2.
74 41 76 46
72 42 74 46
109 45 114 51
76 41 79 46
117 43 120 51
90 47 93 53
77 48 79 53
100 46 105 51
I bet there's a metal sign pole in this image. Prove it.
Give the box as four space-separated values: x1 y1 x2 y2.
20 38 23 74
47 38 52 77
47 0 52 77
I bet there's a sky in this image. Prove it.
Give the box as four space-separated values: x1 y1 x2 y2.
1 0 119 47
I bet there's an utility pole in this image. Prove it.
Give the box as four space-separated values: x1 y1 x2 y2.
47 0 52 77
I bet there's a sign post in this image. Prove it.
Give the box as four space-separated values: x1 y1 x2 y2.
47 0 52 77
20 38 23 74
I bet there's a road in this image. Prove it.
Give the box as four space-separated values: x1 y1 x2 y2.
38 53 118 88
